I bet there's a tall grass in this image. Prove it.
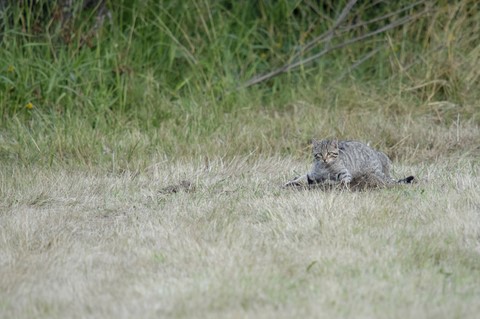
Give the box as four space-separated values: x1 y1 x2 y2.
0 0 479 167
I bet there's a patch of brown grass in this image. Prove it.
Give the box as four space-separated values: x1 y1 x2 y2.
1 155 479 318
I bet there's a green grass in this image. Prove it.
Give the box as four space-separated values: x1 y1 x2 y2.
1 0 479 167
1 0 480 318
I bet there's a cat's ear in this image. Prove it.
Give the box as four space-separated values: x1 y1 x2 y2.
331 139 338 148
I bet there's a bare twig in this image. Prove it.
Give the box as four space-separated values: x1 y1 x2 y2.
332 46 384 85
295 0 358 60
339 0 426 33
292 0 426 63
240 9 429 89
239 0 357 89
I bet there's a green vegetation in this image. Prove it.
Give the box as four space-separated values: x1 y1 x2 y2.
1 1 479 318
1 0 478 167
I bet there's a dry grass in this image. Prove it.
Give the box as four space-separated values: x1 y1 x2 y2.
1 153 479 318
2 1 480 317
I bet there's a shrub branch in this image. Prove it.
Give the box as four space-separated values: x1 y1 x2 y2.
240 1 430 89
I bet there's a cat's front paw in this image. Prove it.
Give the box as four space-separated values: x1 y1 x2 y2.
284 176 302 188
283 175 310 188
339 177 352 190
284 180 299 188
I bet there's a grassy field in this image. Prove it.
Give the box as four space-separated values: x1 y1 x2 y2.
1 0 480 318
1 154 479 318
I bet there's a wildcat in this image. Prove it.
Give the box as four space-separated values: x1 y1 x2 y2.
285 139 414 188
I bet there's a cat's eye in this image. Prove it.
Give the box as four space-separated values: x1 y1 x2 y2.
314 153 321 159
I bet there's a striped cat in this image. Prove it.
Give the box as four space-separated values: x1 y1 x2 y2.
285 139 414 188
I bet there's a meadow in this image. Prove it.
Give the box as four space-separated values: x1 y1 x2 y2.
1 1 480 318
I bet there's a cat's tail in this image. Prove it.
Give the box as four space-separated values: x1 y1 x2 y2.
397 176 415 184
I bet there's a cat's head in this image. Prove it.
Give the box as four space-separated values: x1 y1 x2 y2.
312 139 339 164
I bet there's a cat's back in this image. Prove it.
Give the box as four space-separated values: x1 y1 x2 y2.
338 140 384 171
338 140 377 156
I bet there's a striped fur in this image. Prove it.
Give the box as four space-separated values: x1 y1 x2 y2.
311 139 392 185
285 139 414 188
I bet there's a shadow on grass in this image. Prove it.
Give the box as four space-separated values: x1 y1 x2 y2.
283 174 416 192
